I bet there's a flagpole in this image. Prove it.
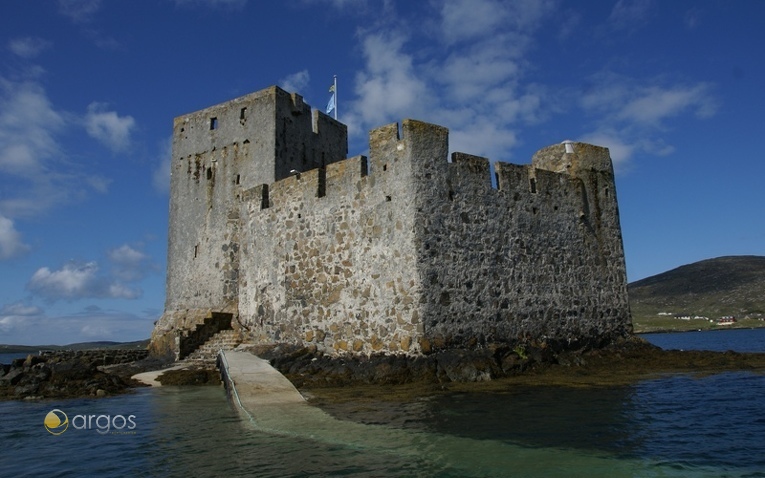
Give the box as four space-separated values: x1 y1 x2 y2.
333 75 338 120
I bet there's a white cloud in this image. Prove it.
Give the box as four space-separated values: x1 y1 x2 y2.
58 0 102 23
0 76 83 218
29 262 99 299
439 0 553 44
617 84 716 124
173 0 248 9
108 244 152 281
609 0 651 29
108 244 148 265
440 42 522 103
279 70 311 94
342 1 555 162
450 119 519 159
300 0 373 9
575 72 718 170
348 31 431 134
440 0 506 44
0 78 65 177
8 37 51 59
0 215 30 260
1 302 44 317
581 74 716 126
85 175 111 193
27 261 141 301
0 302 45 335
84 102 135 152
0 76 119 220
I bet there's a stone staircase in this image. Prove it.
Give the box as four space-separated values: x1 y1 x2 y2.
180 330 243 366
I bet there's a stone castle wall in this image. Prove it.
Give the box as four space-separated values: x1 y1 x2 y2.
235 119 631 355
413 139 630 352
151 86 631 358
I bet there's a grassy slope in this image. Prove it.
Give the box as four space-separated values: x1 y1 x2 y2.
629 255 765 333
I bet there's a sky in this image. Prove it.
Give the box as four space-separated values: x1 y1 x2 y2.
0 0 763 345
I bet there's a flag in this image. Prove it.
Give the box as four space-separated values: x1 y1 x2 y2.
326 79 337 117
326 91 335 115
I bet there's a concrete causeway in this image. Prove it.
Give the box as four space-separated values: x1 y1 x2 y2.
218 350 306 407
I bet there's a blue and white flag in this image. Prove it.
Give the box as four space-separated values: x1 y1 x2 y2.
326 90 336 115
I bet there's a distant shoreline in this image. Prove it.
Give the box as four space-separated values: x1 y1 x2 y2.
0 340 149 356
632 319 765 335
5 324 765 353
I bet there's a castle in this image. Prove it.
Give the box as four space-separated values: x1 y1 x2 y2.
149 85 632 360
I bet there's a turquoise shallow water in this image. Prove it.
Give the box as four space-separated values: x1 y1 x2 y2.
2 329 765 477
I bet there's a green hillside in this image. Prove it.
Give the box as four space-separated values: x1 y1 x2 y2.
629 256 765 333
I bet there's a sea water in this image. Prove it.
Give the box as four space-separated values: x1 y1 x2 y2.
1 329 764 477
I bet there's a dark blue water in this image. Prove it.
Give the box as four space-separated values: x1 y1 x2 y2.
0 352 29 363
642 327 765 353
2 329 764 477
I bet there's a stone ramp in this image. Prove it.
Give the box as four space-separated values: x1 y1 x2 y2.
218 350 306 407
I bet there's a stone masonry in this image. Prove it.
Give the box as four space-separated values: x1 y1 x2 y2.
150 85 632 358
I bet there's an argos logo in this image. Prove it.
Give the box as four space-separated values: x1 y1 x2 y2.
44 409 137 435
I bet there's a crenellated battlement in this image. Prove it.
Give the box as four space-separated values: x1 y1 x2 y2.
152 86 631 359
244 121 609 230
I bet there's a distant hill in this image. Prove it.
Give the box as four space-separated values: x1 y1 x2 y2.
0 339 149 355
629 256 765 331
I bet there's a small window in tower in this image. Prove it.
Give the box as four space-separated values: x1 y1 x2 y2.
206 167 213 180
194 245 198 258
240 107 247 120
210 117 218 130
235 174 240 185
529 178 537 194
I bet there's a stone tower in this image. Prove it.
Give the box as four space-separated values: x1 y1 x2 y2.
151 86 347 356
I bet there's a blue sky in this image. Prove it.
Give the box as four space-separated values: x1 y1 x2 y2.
1 0 763 345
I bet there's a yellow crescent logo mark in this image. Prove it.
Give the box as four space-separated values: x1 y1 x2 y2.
44 409 69 435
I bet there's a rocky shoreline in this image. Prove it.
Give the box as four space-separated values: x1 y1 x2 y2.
245 335 765 390
4 335 765 401
0 349 164 400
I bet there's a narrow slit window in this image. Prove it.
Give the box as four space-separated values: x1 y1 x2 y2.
210 117 218 130
261 185 270 210
529 178 537 194
317 168 326 198
240 107 247 120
